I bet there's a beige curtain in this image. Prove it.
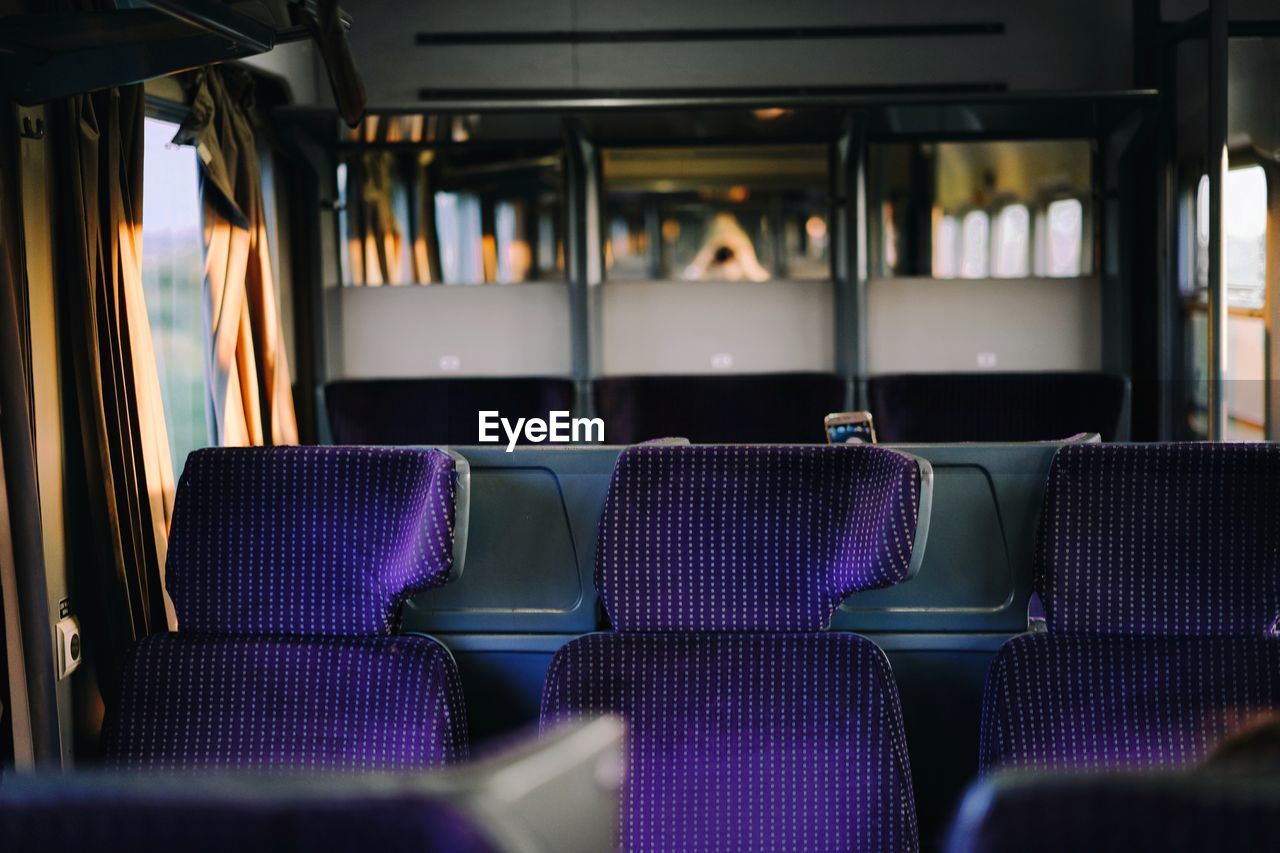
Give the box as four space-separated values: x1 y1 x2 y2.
176 67 298 446
59 86 177 644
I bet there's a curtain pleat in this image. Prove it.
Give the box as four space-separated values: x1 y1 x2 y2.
176 67 298 447
57 86 177 656
1 112 61 766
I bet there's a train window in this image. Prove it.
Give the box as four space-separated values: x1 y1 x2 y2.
1185 164 1270 439
1224 164 1268 440
602 145 829 282
991 204 1031 278
1043 198 1084 277
140 117 209 472
933 214 960 277
338 149 564 286
434 191 484 283
1226 165 1267 307
874 140 1092 280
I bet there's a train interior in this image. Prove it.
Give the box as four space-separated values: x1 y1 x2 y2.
1 1 1280 851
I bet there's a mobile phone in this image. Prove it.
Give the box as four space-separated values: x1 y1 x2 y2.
824 411 877 444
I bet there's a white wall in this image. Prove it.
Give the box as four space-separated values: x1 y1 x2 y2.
335 277 1101 378
600 280 834 375
867 277 1102 373
335 283 572 378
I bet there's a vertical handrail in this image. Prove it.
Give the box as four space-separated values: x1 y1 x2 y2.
1206 0 1229 440
564 120 600 419
834 112 869 410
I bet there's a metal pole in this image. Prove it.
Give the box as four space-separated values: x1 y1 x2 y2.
1206 0 1229 440
564 120 600 416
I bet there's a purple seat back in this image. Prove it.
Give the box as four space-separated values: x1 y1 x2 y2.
169 446 459 635
867 371 1130 442
104 633 468 772
979 633 1280 773
981 443 1280 776
105 447 468 772
1035 443 1280 637
544 444 929 851
592 373 845 444
597 444 926 632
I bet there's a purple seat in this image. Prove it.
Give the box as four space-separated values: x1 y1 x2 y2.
980 443 1280 775
541 444 931 852
947 771 1280 853
867 372 1130 442
593 373 845 444
103 446 468 772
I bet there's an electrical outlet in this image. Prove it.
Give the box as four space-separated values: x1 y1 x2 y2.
55 614 81 680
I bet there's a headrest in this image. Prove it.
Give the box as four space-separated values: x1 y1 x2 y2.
596 444 929 632
1036 443 1280 636
168 446 460 635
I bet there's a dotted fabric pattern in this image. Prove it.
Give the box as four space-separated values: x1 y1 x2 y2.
168 446 458 635
103 633 468 772
1036 442 1280 636
542 632 918 853
949 773 1280 853
983 442 1280 777
979 632 1280 774
596 444 922 632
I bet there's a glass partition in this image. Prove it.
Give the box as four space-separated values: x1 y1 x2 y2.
871 140 1093 279
601 145 830 282
337 148 564 286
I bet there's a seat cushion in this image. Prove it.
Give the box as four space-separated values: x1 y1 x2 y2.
596 444 924 632
103 633 467 772
168 446 459 635
980 633 1280 774
542 632 918 852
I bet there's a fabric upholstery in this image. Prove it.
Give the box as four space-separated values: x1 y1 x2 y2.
948 772 1280 853
544 444 924 851
168 446 458 635
981 443 1280 777
542 632 918 853
979 633 1280 773
593 373 845 444
106 445 468 772
597 444 922 632
104 633 468 772
0 779 493 853
324 378 575 446
867 372 1130 442
1035 442 1280 636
